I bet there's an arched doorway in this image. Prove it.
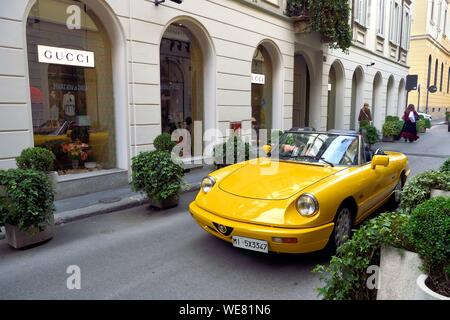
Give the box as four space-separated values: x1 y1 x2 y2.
293 54 311 128
386 75 395 117
251 40 283 143
25 0 126 173
350 67 364 130
398 78 406 116
372 72 383 128
327 60 345 130
159 19 215 158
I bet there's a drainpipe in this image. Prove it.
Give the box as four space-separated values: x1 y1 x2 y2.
398 0 405 62
351 0 356 41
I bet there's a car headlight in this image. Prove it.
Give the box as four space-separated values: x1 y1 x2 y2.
296 194 319 217
201 176 216 193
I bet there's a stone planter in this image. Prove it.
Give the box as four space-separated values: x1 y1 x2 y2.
382 135 395 142
5 215 54 249
431 189 450 198
416 274 450 300
151 195 179 210
377 246 423 300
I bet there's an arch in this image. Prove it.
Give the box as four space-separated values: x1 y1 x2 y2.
327 59 346 130
293 54 311 128
159 16 216 157
386 75 396 117
350 66 365 130
23 0 129 170
372 72 383 128
252 39 284 131
397 78 406 116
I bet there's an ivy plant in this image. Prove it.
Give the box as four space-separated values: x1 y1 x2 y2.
400 170 450 213
314 212 411 300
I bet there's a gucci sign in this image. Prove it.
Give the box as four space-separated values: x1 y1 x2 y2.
251 73 265 85
38 45 95 68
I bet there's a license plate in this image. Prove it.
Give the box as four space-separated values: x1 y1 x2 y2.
232 236 268 253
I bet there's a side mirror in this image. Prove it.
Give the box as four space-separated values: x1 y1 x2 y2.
371 155 389 169
262 144 272 156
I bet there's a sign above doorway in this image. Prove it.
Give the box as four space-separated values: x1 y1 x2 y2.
251 73 265 85
37 45 95 68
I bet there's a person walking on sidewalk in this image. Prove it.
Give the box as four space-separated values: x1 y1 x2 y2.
358 103 373 126
401 104 419 143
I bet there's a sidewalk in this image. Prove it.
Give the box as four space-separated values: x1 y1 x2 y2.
0 165 214 238
53 164 214 225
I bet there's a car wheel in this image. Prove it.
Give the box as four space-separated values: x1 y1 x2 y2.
388 178 403 209
327 206 353 254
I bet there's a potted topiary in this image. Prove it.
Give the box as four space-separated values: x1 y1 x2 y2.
131 133 184 209
16 147 57 187
417 118 427 133
0 169 55 249
213 135 255 169
359 122 379 147
405 197 450 300
382 121 400 142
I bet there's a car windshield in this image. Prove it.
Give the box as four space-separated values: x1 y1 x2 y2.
271 132 359 166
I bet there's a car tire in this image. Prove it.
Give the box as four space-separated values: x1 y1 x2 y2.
389 179 403 208
326 205 353 255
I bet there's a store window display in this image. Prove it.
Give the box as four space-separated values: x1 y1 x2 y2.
26 0 116 174
160 24 204 157
251 45 273 144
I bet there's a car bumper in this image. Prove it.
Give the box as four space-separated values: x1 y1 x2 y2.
189 202 334 254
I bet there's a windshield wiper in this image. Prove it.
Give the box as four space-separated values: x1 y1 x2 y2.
295 155 335 167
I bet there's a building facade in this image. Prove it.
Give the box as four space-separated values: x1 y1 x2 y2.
0 0 411 197
409 0 450 118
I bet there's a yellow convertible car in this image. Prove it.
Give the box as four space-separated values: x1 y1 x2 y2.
189 129 410 254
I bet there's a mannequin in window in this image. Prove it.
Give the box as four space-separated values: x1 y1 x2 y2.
49 90 60 128
63 91 76 122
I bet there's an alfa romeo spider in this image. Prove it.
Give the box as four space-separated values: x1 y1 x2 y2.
189 129 409 254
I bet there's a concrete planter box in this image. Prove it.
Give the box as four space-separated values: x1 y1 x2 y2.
431 189 450 198
416 274 450 300
5 215 54 249
382 135 395 142
377 246 423 300
151 195 179 210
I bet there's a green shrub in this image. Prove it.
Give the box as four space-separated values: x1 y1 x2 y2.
153 133 176 152
308 0 352 52
131 150 184 202
359 122 379 145
0 169 55 231
400 170 450 213
213 136 255 168
441 158 450 173
16 147 55 173
405 197 450 297
424 118 431 129
416 118 427 132
314 212 411 300
382 121 401 137
385 115 400 122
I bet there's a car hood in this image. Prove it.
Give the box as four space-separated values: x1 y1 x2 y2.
218 159 345 200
